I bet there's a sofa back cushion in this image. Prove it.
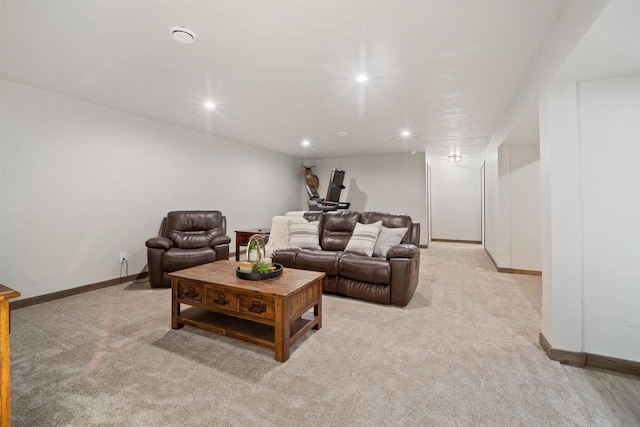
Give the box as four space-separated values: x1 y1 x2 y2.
360 212 414 244
320 211 361 251
166 211 224 249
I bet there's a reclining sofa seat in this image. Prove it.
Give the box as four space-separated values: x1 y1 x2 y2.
272 211 420 306
145 211 231 288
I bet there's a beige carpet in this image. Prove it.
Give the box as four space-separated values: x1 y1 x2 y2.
10 243 592 426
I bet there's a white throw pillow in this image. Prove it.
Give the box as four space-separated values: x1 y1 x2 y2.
264 216 308 257
285 211 307 218
344 221 383 257
288 221 321 250
373 226 408 257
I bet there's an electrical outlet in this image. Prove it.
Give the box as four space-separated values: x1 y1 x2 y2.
119 252 128 263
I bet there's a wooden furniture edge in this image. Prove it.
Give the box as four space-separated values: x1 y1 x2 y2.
539 332 640 376
10 272 148 310
0 285 19 427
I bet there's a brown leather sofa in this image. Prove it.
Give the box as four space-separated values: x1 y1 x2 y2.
145 211 231 288
272 211 420 306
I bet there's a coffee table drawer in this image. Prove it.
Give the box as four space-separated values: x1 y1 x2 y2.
238 296 275 320
204 288 238 312
177 282 204 304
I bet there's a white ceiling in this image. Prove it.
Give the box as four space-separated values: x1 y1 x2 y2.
554 0 640 83
501 0 640 149
0 1 569 159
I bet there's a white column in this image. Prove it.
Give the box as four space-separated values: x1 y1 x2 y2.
539 82 583 352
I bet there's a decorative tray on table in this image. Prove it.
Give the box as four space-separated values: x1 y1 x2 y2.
236 263 283 280
236 234 283 280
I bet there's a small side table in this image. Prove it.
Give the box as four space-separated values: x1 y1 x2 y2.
235 228 270 261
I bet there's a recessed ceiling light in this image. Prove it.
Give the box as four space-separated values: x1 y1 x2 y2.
336 131 348 137
301 140 310 147
170 26 197 44
401 130 411 137
204 101 215 109
356 74 368 82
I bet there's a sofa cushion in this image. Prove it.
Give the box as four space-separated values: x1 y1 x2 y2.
337 277 391 304
373 226 408 257
361 212 413 244
289 221 321 249
321 211 361 251
338 253 391 284
344 221 382 257
162 247 216 272
271 248 299 268
166 211 224 249
296 250 341 276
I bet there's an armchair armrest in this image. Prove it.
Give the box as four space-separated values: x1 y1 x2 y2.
386 244 419 259
146 237 173 250
210 235 231 248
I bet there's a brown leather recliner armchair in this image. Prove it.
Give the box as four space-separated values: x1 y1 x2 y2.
145 211 231 288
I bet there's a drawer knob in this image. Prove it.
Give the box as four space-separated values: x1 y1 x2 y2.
213 293 227 306
184 286 199 298
249 301 265 314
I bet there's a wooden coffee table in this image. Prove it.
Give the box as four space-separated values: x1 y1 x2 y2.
169 260 324 362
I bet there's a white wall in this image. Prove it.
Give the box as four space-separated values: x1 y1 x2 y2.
483 141 500 261
509 146 541 270
540 76 640 362
302 153 427 244
0 80 301 299
579 77 640 361
483 140 542 272
429 157 481 241
497 145 542 271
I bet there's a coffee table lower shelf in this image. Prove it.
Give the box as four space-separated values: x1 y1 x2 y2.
177 306 318 352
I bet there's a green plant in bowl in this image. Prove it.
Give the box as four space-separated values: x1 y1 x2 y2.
252 261 273 274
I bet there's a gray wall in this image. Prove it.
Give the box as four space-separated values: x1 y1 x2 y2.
301 153 427 244
0 79 302 299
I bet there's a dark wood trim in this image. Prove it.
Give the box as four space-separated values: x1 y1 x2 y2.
539 333 639 376
10 272 148 310
539 332 586 366
510 269 542 276
431 239 482 244
419 244 428 249
585 353 640 376
484 249 542 276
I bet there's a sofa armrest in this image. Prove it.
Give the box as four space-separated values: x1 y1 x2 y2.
386 244 419 259
210 235 231 248
146 237 172 250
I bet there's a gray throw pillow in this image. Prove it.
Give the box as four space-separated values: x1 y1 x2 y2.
288 221 321 250
373 226 408 257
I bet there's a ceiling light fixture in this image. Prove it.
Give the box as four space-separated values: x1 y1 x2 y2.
448 155 463 163
336 131 348 137
401 130 411 137
356 74 368 82
301 140 311 147
204 101 215 109
170 26 197 44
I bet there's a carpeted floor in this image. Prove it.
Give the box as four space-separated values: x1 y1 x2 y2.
10 243 593 426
